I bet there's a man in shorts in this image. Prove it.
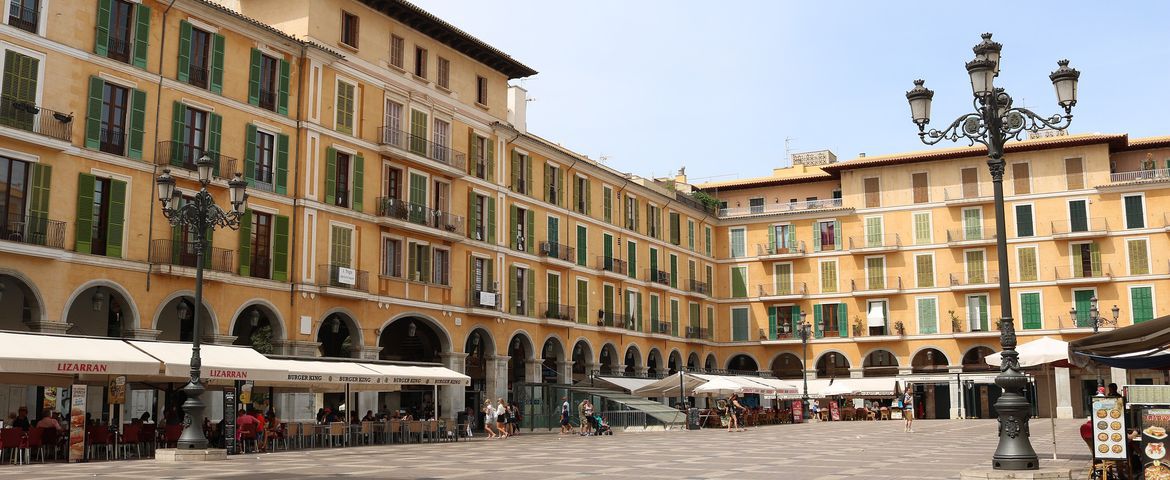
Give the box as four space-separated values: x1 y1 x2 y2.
559 396 571 435
578 399 590 435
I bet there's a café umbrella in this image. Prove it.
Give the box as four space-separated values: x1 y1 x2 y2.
986 336 1070 460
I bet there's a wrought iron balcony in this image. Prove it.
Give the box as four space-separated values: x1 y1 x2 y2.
757 241 806 257
1111 167 1170 184
757 282 807 297
541 303 575 321
718 197 843 218
539 241 574 263
646 268 670 286
149 239 234 273
597 310 632 329
851 276 902 294
1053 264 1112 283
1050 218 1109 239
685 326 711 340
848 233 901 253
107 36 132 63
258 88 277 112
945 228 998 245
378 125 467 171
317 264 369 291
687 278 711 296
154 141 237 179
375 197 465 235
468 289 502 311
0 96 73 142
597 256 626 274
0 213 65 249
948 272 999 290
943 187 993 204
7 3 38 33
651 320 674 335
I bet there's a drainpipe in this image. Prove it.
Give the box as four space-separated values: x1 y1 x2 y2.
145 0 180 292
288 42 307 314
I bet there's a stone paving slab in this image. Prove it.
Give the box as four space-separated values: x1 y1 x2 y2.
0 419 1092 479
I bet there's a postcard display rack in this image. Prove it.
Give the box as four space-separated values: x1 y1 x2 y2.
1128 385 1170 480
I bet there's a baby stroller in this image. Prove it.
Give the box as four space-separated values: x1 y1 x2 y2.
591 414 613 436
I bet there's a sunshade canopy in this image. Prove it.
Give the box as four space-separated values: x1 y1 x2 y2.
360 363 470 386
1068 314 1170 369
0 331 160 376
986 336 1071 368
128 341 287 382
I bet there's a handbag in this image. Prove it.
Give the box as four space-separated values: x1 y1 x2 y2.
895 399 903 409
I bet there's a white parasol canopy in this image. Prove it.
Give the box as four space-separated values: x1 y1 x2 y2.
985 336 1069 367
693 376 750 396
820 380 856 397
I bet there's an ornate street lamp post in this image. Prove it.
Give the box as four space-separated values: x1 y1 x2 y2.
905 33 1080 470
798 310 811 422
1070 297 1119 392
155 156 247 449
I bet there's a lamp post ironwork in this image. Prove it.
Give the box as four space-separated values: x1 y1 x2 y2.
155 156 247 449
798 310 811 421
905 33 1080 470
1070 296 1119 392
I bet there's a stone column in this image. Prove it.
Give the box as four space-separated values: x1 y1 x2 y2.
806 368 818 380
351 345 382 360
848 367 863 379
525 359 542 384
286 341 322 357
947 367 962 419
202 333 238 345
440 352 468 421
487 355 510 401
557 361 574 385
1055 366 1074 419
28 321 71 334
121 328 162 340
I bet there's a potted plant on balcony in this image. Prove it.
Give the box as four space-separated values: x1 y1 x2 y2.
852 316 863 337
893 320 905 336
949 310 962 333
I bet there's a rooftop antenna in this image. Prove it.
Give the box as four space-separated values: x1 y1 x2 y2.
598 154 611 165
784 137 796 166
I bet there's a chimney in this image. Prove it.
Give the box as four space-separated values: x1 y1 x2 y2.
674 167 687 185
858 152 866 158
507 85 527 134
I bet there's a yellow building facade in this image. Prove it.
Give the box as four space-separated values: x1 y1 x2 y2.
0 0 1165 422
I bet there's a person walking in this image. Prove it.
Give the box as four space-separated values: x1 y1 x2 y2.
730 394 747 432
495 398 509 439
559 396 572 435
902 387 915 433
483 400 497 439
583 399 595 435
508 403 521 436
578 398 590 435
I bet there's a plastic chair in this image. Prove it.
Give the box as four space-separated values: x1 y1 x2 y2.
282 422 299 450
388 419 403 444
163 424 182 448
239 423 258 453
120 424 141 458
25 427 44 463
423 420 438 442
406 421 423 443
327 422 346 447
267 423 286 451
139 424 155 456
87 426 111 461
358 421 373 445
1 428 26 464
39 428 59 460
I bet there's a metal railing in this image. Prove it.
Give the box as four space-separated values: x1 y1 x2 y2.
154 141 237 179
718 197 843 218
7 4 37 33
597 256 626 274
1050 217 1108 236
378 125 467 171
375 197 465 235
540 302 574 321
597 311 632 329
687 278 711 296
685 326 711 340
851 276 902 292
646 268 670 286
848 233 901 250
248 256 271 280
0 96 73 142
149 239 234 273
674 191 713 214
650 320 675 335
948 272 998 287
1053 264 1112 280
946 228 997 243
943 187 989 202
757 281 807 297
595 410 649 429
0 214 65 248
468 289 502 310
757 241 806 256
258 88 277 112
1111 168 1170 183
317 264 369 291
539 241 574 262
106 36 132 62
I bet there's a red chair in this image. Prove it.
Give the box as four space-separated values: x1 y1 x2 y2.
1 428 27 464
139 424 156 455
239 423 258 453
120 424 141 458
163 425 182 448
87 426 111 461
39 428 59 460
25 427 45 463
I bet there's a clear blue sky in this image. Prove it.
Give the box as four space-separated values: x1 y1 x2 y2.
413 0 1170 184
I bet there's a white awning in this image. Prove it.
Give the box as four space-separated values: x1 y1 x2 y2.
127 341 287 382
632 372 708 397
0 332 161 376
736 376 800 395
359 363 470 386
867 301 886 327
785 378 901 399
268 359 385 385
595 376 658 394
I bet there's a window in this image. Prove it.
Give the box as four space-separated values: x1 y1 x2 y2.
1071 242 1101 278
769 224 794 253
623 195 638 231
476 75 487 105
814 220 840 251
0 157 44 239
249 128 275 190
866 300 888 336
169 103 222 171
863 177 880 208
1065 157 1084 190
626 240 637 278
668 298 679 335
669 211 680 244
414 46 427 78
437 56 450 89
432 248 449 285
962 207 983 240
340 11 359 48
967 294 989 331
469 192 489 241
432 118 450 162
406 241 431 283
1012 163 1030 195
772 263 793 295
511 205 532 252
865 257 885 290
545 163 562 205
669 253 678 289
819 260 837 293
1017 246 1038 282
731 266 747 298
961 167 979 198
576 279 588 324
1127 238 1150 275
432 179 449 214
917 297 938 334
1020 292 1041 329
98 0 150 67
864 216 883 247
1014 204 1033 237
511 152 531 194
915 254 934 288
335 80 356 134
731 307 749 342
913 212 932 244
334 151 351 208
8 0 39 34
729 228 746 258
240 210 287 280
98 81 129 156
470 134 489 179
687 220 695 250
768 305 796 339
1131 286 1154 324
1073 289 1094 327
816 303 844 338
645 205 660 239
573 176 589 214
575 224 586 265
911 172 929 203
705 226 712 256
248 50 288 114
546 272 560 310
389 35 404 68
1068 199 1089 232
602 186 613 223
1124 194 1145 229
705 264 713 289
180 23 219 90
382 165 401 200
330 225 352 268
471 257 489 293
749 197 764 214
381 237 401 277
965 250 985 284
381 100 404 146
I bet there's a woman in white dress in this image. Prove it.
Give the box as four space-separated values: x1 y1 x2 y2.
495 398 509 439
483 400 497 438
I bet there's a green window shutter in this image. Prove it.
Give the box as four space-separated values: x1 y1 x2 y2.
420 247 431 283
767 306 777 340
603 188 611 223
812 223 821 251
766 225 775 251
547 273 559 306
485 197 496 245
1020 293 1041 329
527 271 536 317
557 168 565 206
790 305 801 335
336 82 353 134
209 33 225 93
813 304 823 338
669 255 677 288
833 220 841 249
1125 196 1145 229
838 302 848 338
914 213 930 244
964 209 982 239
508 265 518 312
128 89 146 159
576 225 587 266
467 191 478 239
28 163 51 219
272 215 288 281
324 147 337 205
238 209 252 277
1133 287 1154 323
486 136 495 182
627 241 636 277
731 267 746 298
1089 243 1102 276
466 129 477 176
509 205 518 250
525 158 533 196
85 76 105 149
1015 205 1033 237
526 209 535 253
207 113 222 176
95 0 112 57
409 110 427 155
916 255 933 288
1019 247 1037 281
170 101 186 164
243 124 257 185
106 179 127 258
510 151 520 192
543 163 551 202
577 280 588 324
352 153 364 212
585 180 592 214
247 49 261 106
277 59 290 115
1129 240 1149 275
132 4 151 68
649 247 658 273
177 21 192 83
918 299 938 334
572 176 580 210
670 213 680 245
1070 201 1088 231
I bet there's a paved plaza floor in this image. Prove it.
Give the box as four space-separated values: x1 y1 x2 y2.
0 419 1093 479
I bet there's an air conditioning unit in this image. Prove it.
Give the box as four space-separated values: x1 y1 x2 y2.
540 243 551 254
658 323 670 334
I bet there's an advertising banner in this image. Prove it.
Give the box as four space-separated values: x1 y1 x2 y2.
223 387 237 455
1091 396 1127 460
68 384 87 462
792 400 804 424
107 376 126 405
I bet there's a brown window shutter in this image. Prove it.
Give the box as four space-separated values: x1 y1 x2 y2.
911 172 928 203
1065 158 1084 190
1012 163 1030 195
863 177 880 208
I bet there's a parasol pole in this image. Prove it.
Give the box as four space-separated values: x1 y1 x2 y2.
1048 363 1057 460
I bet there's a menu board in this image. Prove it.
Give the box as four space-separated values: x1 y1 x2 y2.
829 402 840 421
68 384 87 463
1138 407 1170 479
792 401 803 424
1092 396 1127 460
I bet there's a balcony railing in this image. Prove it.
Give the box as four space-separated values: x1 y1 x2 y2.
317 264 369 291
685 326 711 340
468 289 502 311
378 125 467 171
848 233 901 251
7 4 37 33
375 197 465 235
597 256 626 274
258 88 277 112
687 278 711 296
187 65 210 89
0 96 73 142
851 276 902 292
946 228 997 243
155 141 237 179
757 282 807 297
107 36 132 63
948 272 999 287
756 241 806 256
539 241 574 263
1111 168 1170 184
0 213 65 249
943 187 991 203
674 191 713 214
1050 218 1109 237
149 239 233 273
651 320 674 335
541 303 575 321
1053 264 1113 281
597 311 630 329
718 197 843 218
646 269 670 286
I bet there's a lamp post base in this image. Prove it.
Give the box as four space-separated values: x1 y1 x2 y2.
959 466 1073 480
155 448 228 463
